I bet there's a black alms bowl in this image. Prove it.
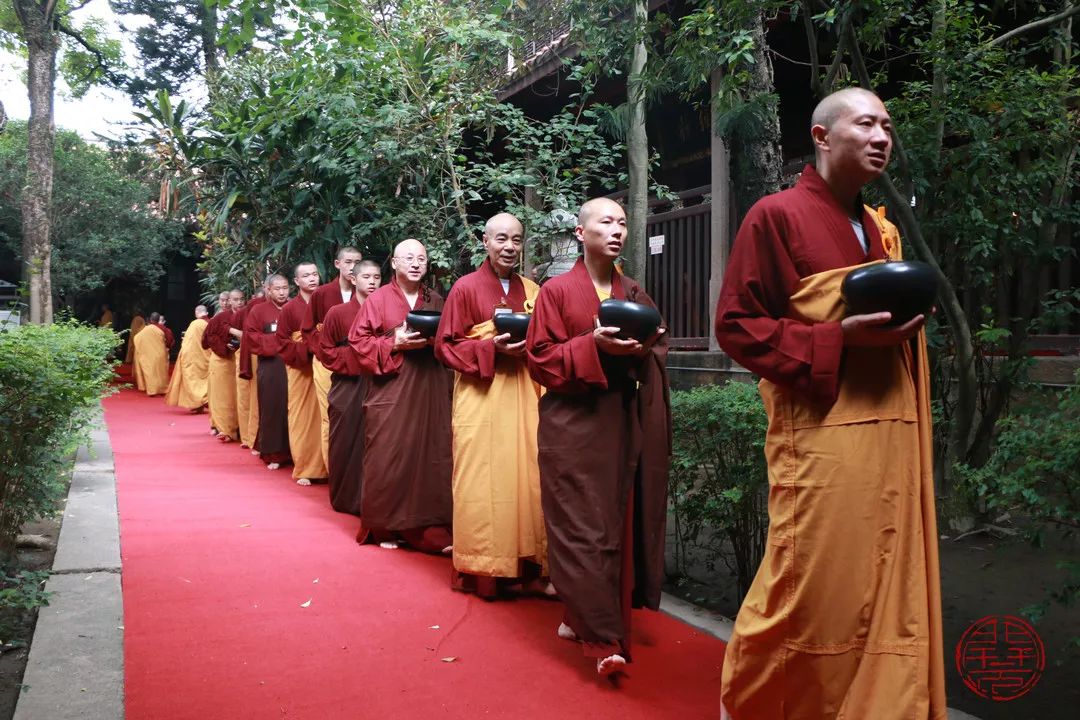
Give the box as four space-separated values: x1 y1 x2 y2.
598 299 662 341
406 310 442 338
841 261 938 325
493 313 530 341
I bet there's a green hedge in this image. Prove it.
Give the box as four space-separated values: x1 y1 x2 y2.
0 320 118 562
669 380 769 598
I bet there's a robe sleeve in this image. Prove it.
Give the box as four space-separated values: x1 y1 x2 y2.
714 202 843 403
276 302 309 368
348 294 404 376
318 309 360 375
525 283 608 393
434 282 496 381
301 293 320 358
244 307 272 358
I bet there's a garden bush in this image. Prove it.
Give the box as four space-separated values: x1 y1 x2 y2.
0 320 118 563
669 379 769 598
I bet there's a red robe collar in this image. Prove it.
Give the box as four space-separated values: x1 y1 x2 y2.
479 258 527 309
797 164 887 264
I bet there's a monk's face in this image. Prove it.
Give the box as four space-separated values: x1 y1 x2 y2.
818 93 893 182
483 216 524 277
355 265 382 298
576 200 626 261
391 241 428 285
294 264 320 293
334 250 363 283
218 293 229 310
229 292 245 311
268 278 290 305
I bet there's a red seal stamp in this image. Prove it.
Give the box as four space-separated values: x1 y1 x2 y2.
955 614 1045 702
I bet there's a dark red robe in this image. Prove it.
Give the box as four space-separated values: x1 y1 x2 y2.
302 280 349 357
244 299 291 463
525 258 671 659
714 164 888 403
162 325 175 350
204 310 236 359
275 296 311 369
347 279 452 553
318 294 366 515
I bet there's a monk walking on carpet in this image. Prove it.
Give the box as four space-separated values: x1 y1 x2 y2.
303 247 364 468
348 239 453 554
132 312 170 396
204 291 241 442
234 287 266 451
435 213 550 599
317 259 381 514
244 275 292 471
714 87 945 720
276 262 327 486
165 305 211 412
526 198 671 676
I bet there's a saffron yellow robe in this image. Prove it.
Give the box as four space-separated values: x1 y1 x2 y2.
165 318 211 409
132 323 169 396
124 314 145 364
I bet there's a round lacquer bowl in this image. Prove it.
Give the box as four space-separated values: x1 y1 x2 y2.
493 313 530 342
841 260 938 325
406 310 442 338
597 299 662 341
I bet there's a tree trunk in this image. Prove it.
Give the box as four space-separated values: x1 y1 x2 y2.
733 13 782 221
624 0 649 282
199 1 220 80
17 0 58 325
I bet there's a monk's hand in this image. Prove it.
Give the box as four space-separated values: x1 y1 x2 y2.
392 322 426 352
841 312 925 347
493 333 526 357
594 318 642 356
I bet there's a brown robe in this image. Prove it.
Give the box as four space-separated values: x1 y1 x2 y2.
525 258 671 659
347 279 453 553
244 299 291 464
317 293 365 514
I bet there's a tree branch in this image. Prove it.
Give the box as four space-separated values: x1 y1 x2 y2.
988 3 1080 48
56 22 126 87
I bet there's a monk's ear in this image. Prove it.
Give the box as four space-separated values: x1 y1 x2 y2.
811 123 829 153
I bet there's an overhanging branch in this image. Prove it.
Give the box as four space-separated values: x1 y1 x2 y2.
988 3 1080 48
56 21 126 88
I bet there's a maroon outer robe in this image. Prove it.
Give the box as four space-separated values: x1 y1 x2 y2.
318 294 366 515
347 279 453 552
162 325 175 351
244 300 291 463
525 258 671 659
275 296 311 368
302 280 348 356
235 297 266 380
204 310 236 359
714 164 888 404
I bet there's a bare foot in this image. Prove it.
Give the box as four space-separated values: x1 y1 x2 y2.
379 541 399 550
250 450 259 456
720 702 732 720
597 654 626 676
219 435 233 443
240 443 249 449
557 623 578 641
266 462 280 471
441 545 453 556
296 478 312 486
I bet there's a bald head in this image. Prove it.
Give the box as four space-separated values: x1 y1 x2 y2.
483 213 524 278
484 212 523 237
266 273 290 306
391 239 428 287
577 197 625 228
194 305 208 319
811 87 885 131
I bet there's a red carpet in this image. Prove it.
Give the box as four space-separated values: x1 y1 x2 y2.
106 388 725 719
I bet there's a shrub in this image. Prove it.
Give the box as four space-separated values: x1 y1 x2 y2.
0 320 119 563
956 371 1080 622
669 379 769 598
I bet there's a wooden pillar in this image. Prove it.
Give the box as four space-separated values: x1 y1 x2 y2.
708 68 733 352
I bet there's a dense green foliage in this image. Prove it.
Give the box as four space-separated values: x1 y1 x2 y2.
0 121 186 311
0 321 118 559
668 380 769 596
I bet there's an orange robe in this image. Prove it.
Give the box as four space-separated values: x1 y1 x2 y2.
303 281 350 467
235 298 264 449
124 314 145 364
714 165 945 720
165 318 210 409
277 295 327 481
205 310 239 440
434 260 546 587
132 323 169 396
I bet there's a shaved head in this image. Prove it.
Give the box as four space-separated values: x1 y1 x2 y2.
358 259 381 272
578 197 625 227
393 238 426 257
293 261 318 278
194 305 208 318
336 246 361 260
484 212 523 237
266 274 288 287
811 87 884 131
391 239 428 287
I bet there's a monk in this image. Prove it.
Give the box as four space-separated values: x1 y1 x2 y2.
124 312 145 364
317 259 381 514
204 291 240 442
435 213 549 599
132 311 170 396
159 316 175 353
98 303 113 328
165 305 211 412
348 239 453 554
202 292 232 436
303 247 364 467
233 289 265 450
245 275 292 470
714 88 945 720
525 197 670 676
276 262 327 486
